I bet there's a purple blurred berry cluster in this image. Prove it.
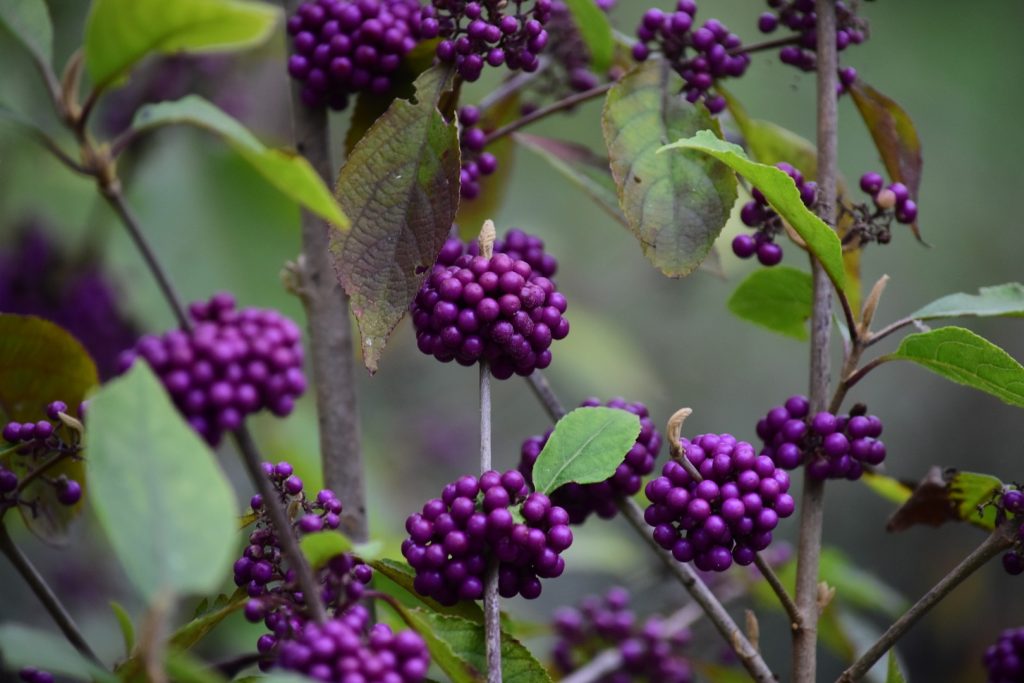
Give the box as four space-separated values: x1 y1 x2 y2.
410 231 568 379
645 433 796 572
984 627 1024 683
433 0 553 81
286 0 435 110
2 401 85 508
632 3 749 114
116 293 306 446
756 396 886 481
552 587 695 683
402 469 573 603
859 172 918 225
271 606 430 682
1000 488 1024 576
757 0 865 93
18 668 54 683
732 162 816 266
457 106 499 200
519 398 662 523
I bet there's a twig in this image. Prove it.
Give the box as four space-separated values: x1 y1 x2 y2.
753 553 802 630
832 355 890 410
477 58 550 113
793 3 840 681
0 524 103 667
836 527 1015 682
480 362 502 683
730 35 802 57
279 0 368 543
525 371 567 421
482 83 614 146
865 317 916 348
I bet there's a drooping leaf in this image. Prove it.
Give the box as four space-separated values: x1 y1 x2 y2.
0 314 98 544
110 601 136 658
662 130 847 294
369 558 484 623
129 96 346 227
887 467 1002 532
563 0 615 73
886 650 907 683
849 80 923 240
602 60 737 277
727 266 813 340
532 407 641 495
908 283 1024 322
885 327 1024 408
83 0 280 89
87 364 237 602
405 609 553 683
0 624 117 683
330 65 461 373
0 0 53 67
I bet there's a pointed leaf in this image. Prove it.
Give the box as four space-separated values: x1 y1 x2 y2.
908 283 1024 321
330 65 461 372
0 0 53 67
0 314 97 544
532 406 641 495
563 0 614 73
727 266 813 340
129 96 346 227
886 326 1024 408
84 0 280 89
662 130 846 293
110 601 136 658
860 472 913 506
886 650 907 683
602 60 737 277
369 558 484 623
87 364 238 602
849 81 923 239
0 624 117 683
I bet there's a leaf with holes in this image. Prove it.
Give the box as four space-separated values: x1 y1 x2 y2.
330 65 461 373
532 407 641 495
602 60 737 277
727 266 813 340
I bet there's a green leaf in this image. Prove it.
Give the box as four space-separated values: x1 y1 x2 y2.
299 530 382 569
129 96 346 227
861 472 913 506
886 326 1024 408
83 0 280 89
0 624 116 683
661 130 847 293
405 609 553 683
330 65 461 373
563 0 615 73
110 601 136 658
850 80 923 240
532 406 641 495
369 558 484 623
908 283 1024 321
87 364 237 602
0 314 98 544
949 471 1002 531
727 266 813 340
0 0 53 67
886 650 907 683
887 467 1002 532
602 60 737 277
386 606 477 683
165 650 227 683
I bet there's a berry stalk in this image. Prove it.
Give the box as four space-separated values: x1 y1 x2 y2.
793 1 840 680
279 0 368 544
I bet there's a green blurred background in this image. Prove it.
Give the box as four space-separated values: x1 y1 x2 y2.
1 1 1022 681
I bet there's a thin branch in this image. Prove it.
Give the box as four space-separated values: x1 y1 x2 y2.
525 371 567 422
32 132 92 175
730 35 802 57
482 82 614 146
14 450 74 495
279 0 368 543
836 527 1015 682
477 58 550 113
793 3 840 681
0 524 104 667
618 498 776 683
480 363 501 683
865 317 916 348
837 289 859 348
838 355 889 396
754 553 802 630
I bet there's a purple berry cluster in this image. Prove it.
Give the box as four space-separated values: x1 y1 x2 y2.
757 0 865 92
756 396 886 481
433 0 553 82
116 293 306 446
410 232 568 379
286 0 435 110
18 668 54 683
2 401 84 507
859 172 918 225
270 605 430 682
552 587 695 683
984 627 1024 683
1000 488 1024 576
732 162 816 266
644 433 796 572
402 470 573 603
519 398 662 524
632 3 749 114
457 106 499 200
